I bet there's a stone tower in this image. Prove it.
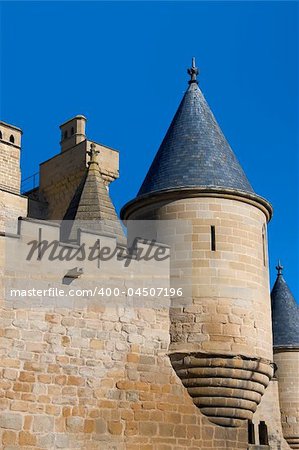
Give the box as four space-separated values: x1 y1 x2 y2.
0 121 22 194
59 115 87 152
0 121 27 233
121 59 274 428
26 115 120 221
271 263 299 449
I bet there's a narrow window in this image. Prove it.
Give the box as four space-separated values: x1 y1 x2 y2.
0 130 2 139
9 134 14 143
259 421 269 445
64 130 68 140
71 127 75 135
37 228 42 261
262 224 266 266
248 420 255 444
211 225 216 251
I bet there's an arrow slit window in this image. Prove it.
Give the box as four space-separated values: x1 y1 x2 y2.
262 224 267 266
211 225 216 251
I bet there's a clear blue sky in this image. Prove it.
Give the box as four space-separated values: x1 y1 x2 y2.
1 1 298 299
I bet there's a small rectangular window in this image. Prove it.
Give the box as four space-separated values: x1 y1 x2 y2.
259 421 269 445
248 420 255 444
211 225 216 251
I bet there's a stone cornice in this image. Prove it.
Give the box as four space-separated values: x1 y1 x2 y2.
121 187 273 222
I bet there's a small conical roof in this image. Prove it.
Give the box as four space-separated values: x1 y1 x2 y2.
138 59 254 197
63 143 125 243
271 262 299 348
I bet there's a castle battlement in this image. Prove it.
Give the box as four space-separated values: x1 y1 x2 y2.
3 216 171 311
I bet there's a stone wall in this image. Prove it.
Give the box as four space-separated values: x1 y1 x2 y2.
0 191 28 234
0 122 22 195
253 379 290 449
0 217 251 449
39 140 119 220
126 196 273 360
0 303 248 450
275 350 299 449
125 194 274 428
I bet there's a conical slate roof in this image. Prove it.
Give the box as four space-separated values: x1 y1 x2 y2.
271 263 299 348
62 144 125 243
138 59 254 197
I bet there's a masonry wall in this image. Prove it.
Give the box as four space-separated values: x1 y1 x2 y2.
274 350 299 449
0 122 28 235
127 196 273 360
0 189 291 449
0 191 27 234
0 219 252 450
126 195 275 429
0 302 249 450
39 141 119 220
253 379 290 449
39 141 86 220
0 143 21 194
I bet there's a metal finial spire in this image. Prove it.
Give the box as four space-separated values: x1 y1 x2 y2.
87 142 99 166
187 57 199 84
276 260 283 276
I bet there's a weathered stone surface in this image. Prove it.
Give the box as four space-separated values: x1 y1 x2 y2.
0 414 22 431
32 415 54 433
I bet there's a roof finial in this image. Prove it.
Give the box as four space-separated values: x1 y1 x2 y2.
87 142 99 166
276 260 283 276
187 57 199 84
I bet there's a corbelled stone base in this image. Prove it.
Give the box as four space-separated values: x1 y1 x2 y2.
287 437 299 449
170 353 274 428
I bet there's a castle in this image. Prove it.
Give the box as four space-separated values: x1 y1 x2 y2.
0 59 298 449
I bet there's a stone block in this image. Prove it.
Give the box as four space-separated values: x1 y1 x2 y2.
32 415 54 433
0 413 23 430
66 416 84 432
139 421 157 436
95 418 107 434
108 421 123 435
18 431 36 446
2 430 17 445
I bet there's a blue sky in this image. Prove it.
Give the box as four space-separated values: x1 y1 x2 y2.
1 1 298 299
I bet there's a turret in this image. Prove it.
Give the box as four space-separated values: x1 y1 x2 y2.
0 120 27 233
60 115 87 152
271 262 299 449
0 121 22 194
36 115 120 219
121 59 274 427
